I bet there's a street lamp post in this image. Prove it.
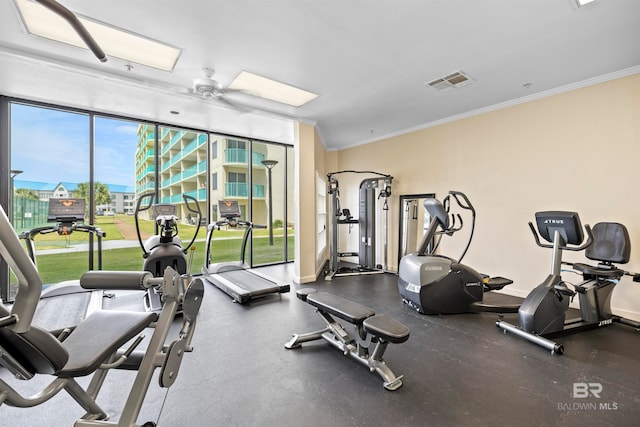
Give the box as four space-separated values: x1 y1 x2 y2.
10 170 23 224
260 159 278 245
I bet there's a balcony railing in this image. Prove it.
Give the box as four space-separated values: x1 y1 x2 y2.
224 149 266 166
160 188 207 204
160 161 207 187
225 183 265 198
136 165 155 181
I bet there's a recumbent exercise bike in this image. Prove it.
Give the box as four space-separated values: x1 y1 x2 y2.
497 211 640 354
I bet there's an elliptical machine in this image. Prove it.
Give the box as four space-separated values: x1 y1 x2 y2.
497 211 640 354
135 192 201 311
398 191 518 314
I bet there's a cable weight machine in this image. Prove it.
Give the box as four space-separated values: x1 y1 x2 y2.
325 170 393 280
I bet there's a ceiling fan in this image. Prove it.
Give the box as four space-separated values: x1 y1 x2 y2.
192 68 249 111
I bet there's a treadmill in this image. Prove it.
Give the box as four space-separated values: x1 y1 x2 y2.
202 200 290 304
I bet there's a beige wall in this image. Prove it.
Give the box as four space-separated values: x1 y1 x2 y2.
295 122 337 283
329 73 640 320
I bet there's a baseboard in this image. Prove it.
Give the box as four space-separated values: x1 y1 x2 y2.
610 307 640 323
497 287 530 299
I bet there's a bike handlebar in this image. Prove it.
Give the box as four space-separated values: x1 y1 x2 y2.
528 222 594 251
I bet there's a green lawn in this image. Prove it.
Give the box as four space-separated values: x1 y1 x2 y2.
11 214 294 288
18 235 293 286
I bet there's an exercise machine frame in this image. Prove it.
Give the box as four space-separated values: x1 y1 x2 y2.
134 192 201 311
202 200 290 304
398 191 518 314
497 212 640 354
19 198 107 316
325 170 393 280
0 203 204 426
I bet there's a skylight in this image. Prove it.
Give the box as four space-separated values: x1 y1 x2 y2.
573 0 597 8
15 0 182 71
228 71 319 107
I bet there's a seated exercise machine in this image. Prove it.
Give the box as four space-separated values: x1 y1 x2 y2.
285 288 410 391
135 192 201 311
0 204 203 426
398 191 519 314
497 211 640 354
202 200 290 304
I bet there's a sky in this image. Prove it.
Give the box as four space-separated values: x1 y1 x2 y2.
10 103 138 186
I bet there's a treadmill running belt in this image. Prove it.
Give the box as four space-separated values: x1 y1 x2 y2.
206 268 288 303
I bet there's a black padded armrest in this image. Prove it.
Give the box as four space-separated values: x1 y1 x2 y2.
306 292 375 324
57 310 156 378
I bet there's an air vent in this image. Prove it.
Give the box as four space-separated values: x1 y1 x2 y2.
426 71 474 91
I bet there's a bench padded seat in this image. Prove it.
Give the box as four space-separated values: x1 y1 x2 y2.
306 292 375 324
363 314 410 344
57 310 156 378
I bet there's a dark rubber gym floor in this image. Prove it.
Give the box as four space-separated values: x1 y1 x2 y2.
2 265 640 426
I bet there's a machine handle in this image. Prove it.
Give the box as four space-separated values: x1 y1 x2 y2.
135 193 156 258
529 222 594 251
182 194 202 253
448 190 476 216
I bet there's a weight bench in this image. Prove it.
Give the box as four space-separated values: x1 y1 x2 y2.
0 205 203 427
285 288 410 390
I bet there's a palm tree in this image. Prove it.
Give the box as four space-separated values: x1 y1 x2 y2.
15 188 39 200
73 182 112 214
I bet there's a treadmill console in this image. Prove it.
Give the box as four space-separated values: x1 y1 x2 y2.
218 200 241 219
48 198 85 223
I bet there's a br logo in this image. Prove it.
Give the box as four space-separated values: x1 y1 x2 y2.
572 382 602 398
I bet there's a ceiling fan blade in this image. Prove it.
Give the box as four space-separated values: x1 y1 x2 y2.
213 94 253 113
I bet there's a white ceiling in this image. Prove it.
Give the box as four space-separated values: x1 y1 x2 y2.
1 0 639 150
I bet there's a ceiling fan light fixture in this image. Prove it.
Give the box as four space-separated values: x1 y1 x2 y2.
14 0 182 71
193 77 221 99
228 71 319 107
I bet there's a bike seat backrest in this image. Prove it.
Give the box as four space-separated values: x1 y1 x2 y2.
535 211 583 245
0 305 69 376
586 222 630 264
423 198 449 229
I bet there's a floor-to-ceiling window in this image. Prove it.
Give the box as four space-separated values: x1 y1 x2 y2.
1 98 294 302
207 134 294 268
7 103 90 300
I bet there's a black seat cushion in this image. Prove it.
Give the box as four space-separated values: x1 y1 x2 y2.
586 222 630 264
363 314 410 344
0 305 69 375
57 310 156 378
306 292 375 324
